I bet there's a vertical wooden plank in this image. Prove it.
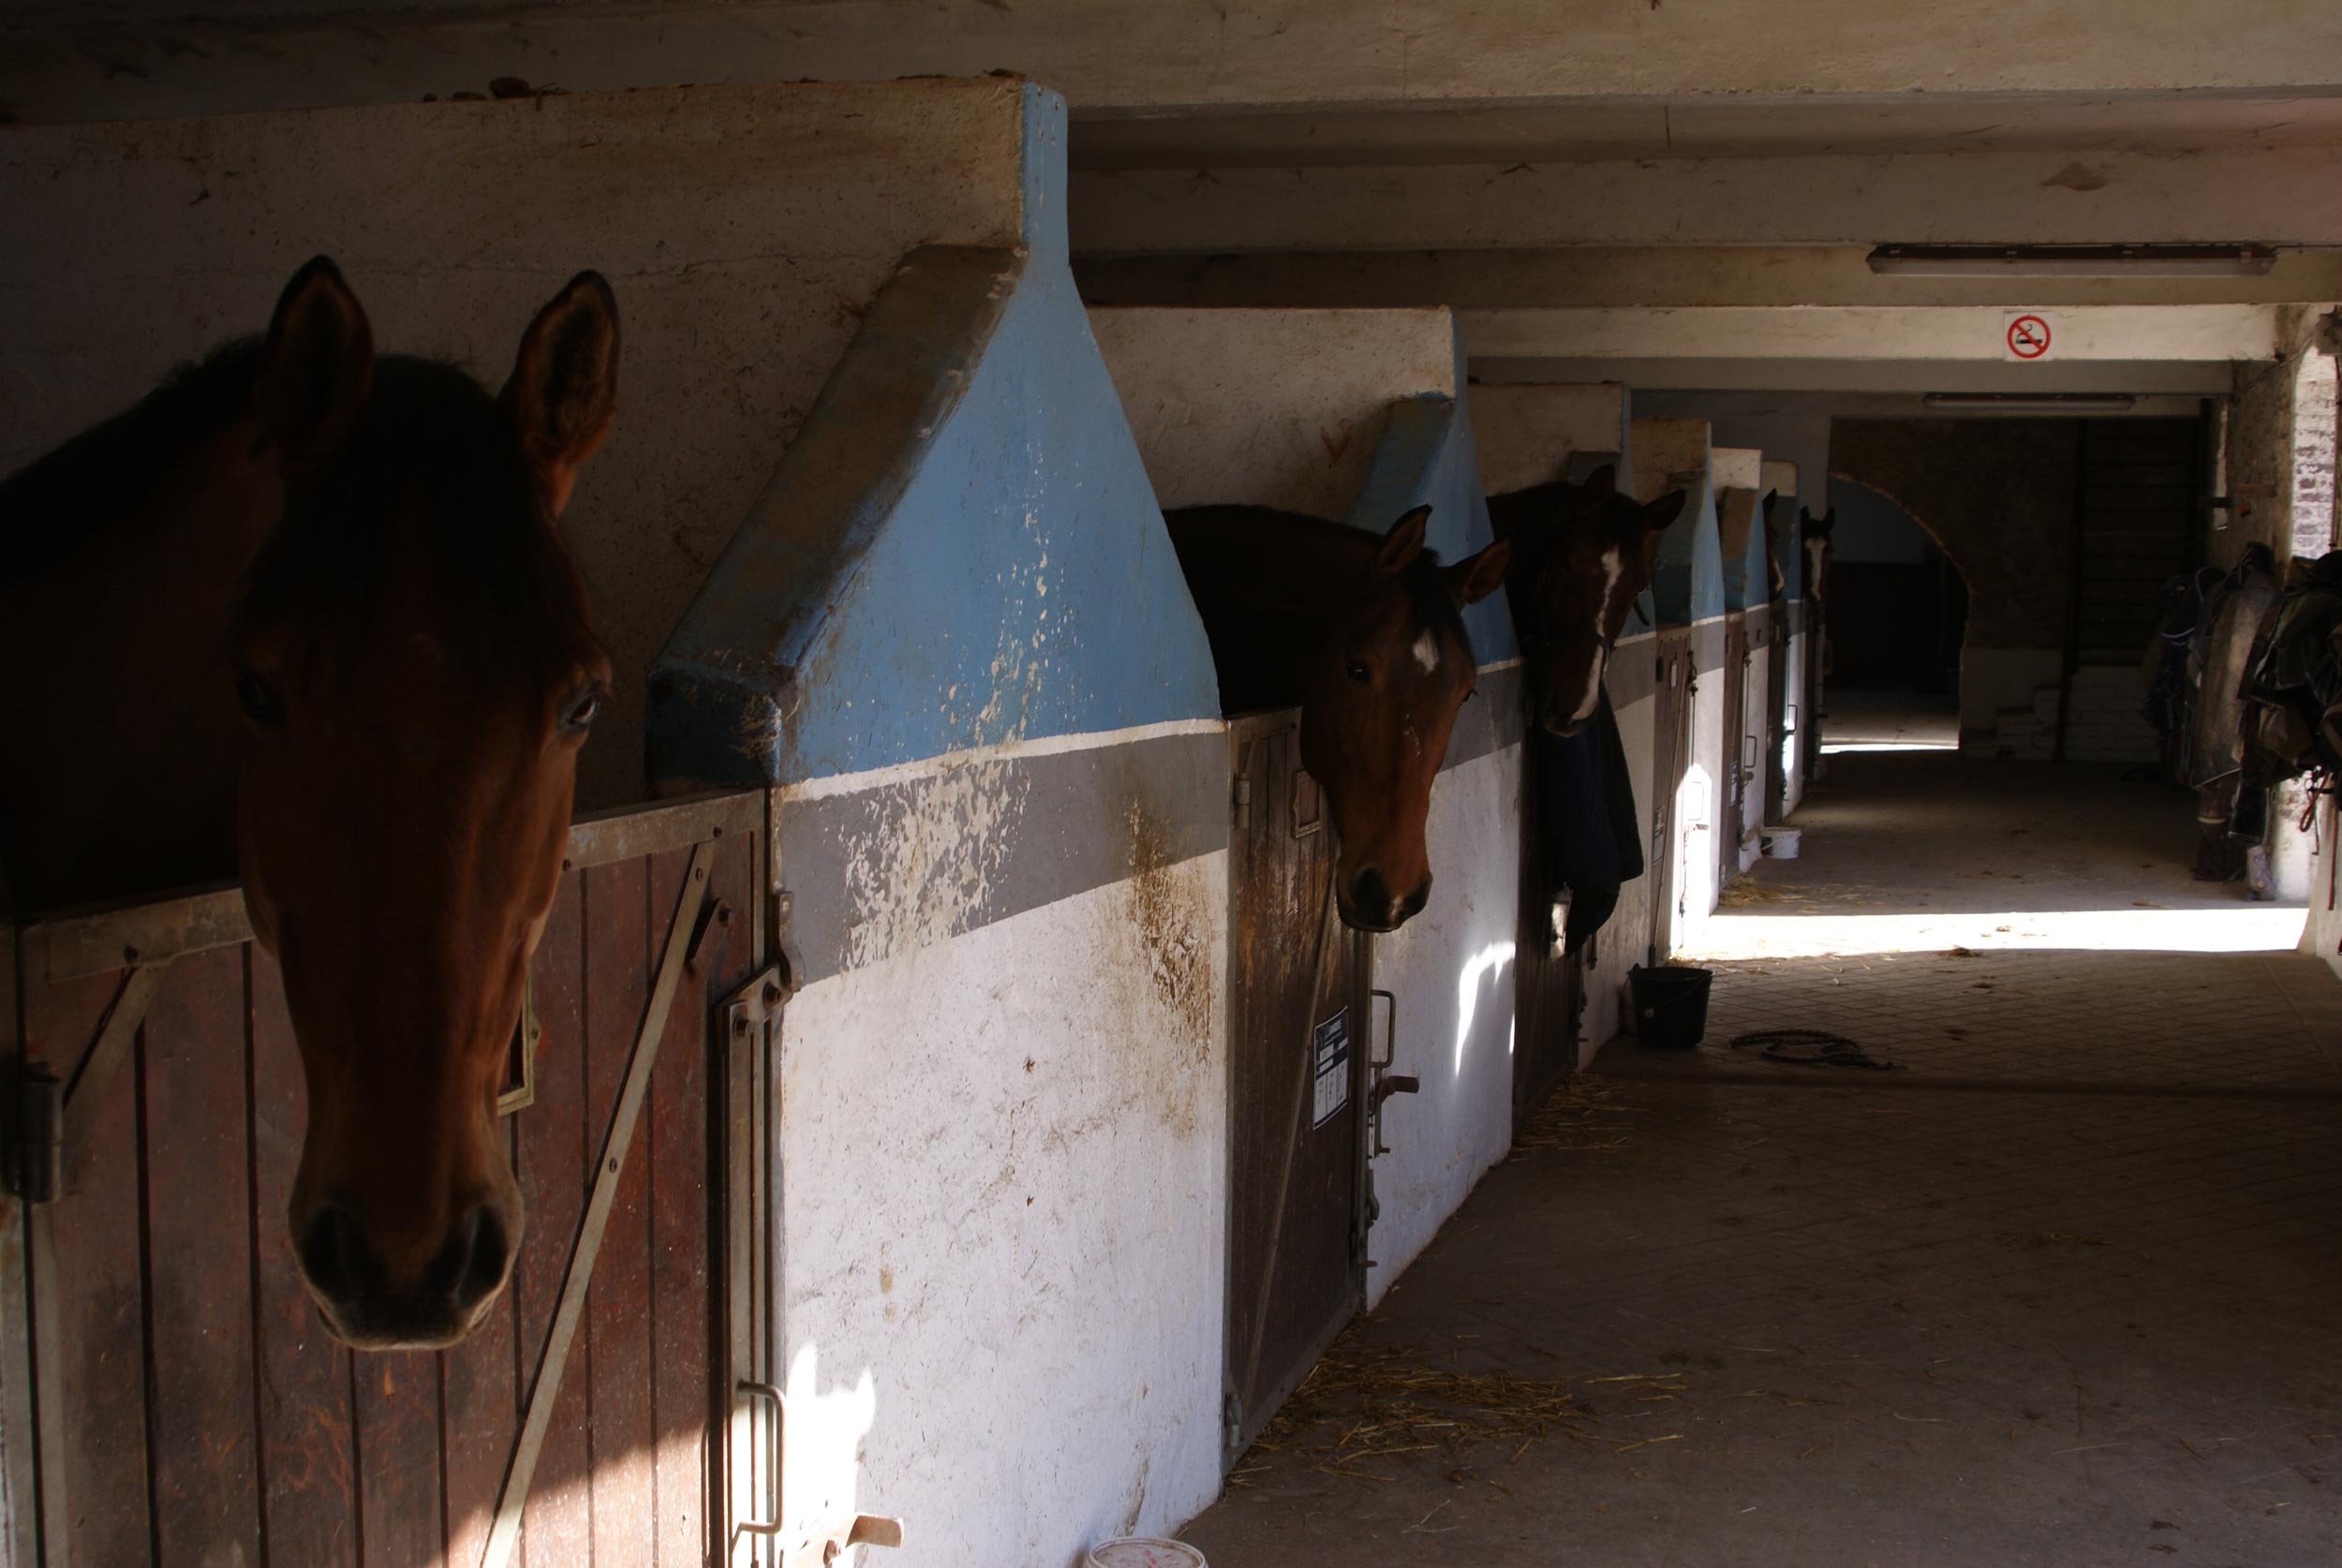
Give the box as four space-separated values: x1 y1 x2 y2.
440 1116 520 1568
30 966 152 1567
515 876 594 1567
586 858 656 1566
0 916 38 1568
249 948 359 1566
353 1349 444 1568
650 840 722 1565
141 946 263 1564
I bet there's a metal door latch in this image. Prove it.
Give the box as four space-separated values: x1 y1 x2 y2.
1365 989 1417 1157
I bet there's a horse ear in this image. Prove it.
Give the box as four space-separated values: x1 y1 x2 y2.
257 256 374 469
1640 490 1686 532
1578 464 1617 506
1374 505 1432 575
1445 539 1510 606
503 271 621 515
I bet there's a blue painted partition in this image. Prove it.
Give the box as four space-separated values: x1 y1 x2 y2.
649 85 1220 788
641 83 1233 1567
1347 389 1520 665
1651 478 1727 628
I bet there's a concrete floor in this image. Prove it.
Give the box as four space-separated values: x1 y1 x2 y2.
1177 723 2342 1567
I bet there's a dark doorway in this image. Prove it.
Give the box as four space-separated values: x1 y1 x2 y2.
1826 481 1969 699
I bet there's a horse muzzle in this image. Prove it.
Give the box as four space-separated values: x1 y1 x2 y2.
297 1199 514 1350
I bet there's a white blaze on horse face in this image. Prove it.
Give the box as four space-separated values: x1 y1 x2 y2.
1575 546 1624 721
1411 628 1440 674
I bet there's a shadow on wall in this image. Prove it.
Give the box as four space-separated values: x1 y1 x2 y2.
1823 478 1969 698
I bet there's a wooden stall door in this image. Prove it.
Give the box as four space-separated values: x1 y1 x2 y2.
1766 609 1793 821
1512 732 1582 1127
1647 632 1695 966
1223 714 1371 1464
0 792 769 1568
1720 614 1749 858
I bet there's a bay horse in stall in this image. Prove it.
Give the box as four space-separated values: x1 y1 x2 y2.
0 259 620 1349
1486 464 1686 736
1166 504 1509 931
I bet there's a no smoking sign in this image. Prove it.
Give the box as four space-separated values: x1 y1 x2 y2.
2003 311 2057 361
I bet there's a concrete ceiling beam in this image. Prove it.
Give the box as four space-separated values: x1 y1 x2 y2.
1470 357 2237 396
7 1 2342 125
1075 247 2342 311
1071 146 2342 253
1463 304 2278 363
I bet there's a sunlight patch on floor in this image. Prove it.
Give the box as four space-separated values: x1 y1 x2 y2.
1818 738 1960 754
1685 905 2308 958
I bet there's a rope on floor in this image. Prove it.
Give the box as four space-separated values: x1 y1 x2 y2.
1728 1028 1904 1071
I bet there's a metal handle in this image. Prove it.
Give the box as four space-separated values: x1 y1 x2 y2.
736 1381 784 1538
1367 990 1406 1156
1369 989 1398 1072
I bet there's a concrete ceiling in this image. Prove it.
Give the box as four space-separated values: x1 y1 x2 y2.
1073 92 2342 170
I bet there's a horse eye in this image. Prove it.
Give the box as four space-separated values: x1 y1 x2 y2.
563 691 602 732
234 667 283 726
1345 660 1371 684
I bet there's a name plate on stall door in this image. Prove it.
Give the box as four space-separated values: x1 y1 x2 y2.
1312 1009 1350 1128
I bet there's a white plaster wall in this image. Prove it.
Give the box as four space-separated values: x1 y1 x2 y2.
1682 627 1729 938
1779 626 1810 817
1962 647 2066 751
0 80 1036 809
1360 744 1523 1306
1470 382 1630 495
776 856 1229 1567
2310 796 2342 984
1088 306 1455 516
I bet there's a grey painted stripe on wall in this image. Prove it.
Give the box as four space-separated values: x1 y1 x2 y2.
1690 617 1728 673
776 727 1229 985
1444 662 1526 772
1606 642 1659 709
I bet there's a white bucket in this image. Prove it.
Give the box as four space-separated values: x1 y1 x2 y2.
1760 826 1801 860
1086 1540 1208 1568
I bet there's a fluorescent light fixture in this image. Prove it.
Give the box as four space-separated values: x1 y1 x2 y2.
1867 244 2276 278
1923 392 2139 412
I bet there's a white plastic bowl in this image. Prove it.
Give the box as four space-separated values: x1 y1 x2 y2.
1086 1540 1208 1568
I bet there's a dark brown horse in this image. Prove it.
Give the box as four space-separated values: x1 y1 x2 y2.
0 259 619 1348
1167 504 1508 931
1486 465 1685 736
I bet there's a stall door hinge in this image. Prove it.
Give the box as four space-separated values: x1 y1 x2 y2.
723 963 790 1043
1222 1390 1243 1453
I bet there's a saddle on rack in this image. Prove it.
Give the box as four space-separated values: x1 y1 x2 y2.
2242 550 2342 782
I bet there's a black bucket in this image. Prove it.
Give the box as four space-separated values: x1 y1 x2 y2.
1629 965 1713 1049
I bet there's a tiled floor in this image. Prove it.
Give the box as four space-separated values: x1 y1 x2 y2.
1178 723 2342 1568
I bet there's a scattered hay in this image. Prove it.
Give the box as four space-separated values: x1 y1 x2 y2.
1242 1329 1688 1482
1508 1074 1641 1157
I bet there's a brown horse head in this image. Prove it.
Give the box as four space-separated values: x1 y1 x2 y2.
1488 466 1684 738
232 259 618 1349
1299 506 1509 931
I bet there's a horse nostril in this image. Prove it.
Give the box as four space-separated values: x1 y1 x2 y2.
1352 868 1393 920
297 1206 374 1304
431 1205 511 1312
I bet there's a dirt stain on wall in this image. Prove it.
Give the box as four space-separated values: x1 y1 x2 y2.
1122 789 1214 1137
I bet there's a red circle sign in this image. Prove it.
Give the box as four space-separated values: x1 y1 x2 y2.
2007 314 2053 360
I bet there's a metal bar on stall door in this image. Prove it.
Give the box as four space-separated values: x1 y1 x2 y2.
481 838 716 1568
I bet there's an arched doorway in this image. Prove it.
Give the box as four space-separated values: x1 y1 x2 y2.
1819 478 1969 742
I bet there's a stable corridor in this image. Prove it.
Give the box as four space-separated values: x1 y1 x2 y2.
1180 750 2342 1567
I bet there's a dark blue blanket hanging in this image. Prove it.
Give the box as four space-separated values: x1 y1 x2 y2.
1534 686 1645 950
